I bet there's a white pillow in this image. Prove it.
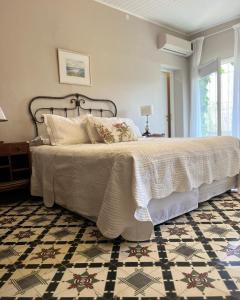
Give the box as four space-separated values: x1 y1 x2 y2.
86 115 140 144
118 118 142 137
43 114 90 145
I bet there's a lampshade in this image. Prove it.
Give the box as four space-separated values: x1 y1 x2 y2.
140 105 153 116
0 107 7 122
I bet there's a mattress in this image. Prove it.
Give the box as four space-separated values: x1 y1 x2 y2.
31 136 240 240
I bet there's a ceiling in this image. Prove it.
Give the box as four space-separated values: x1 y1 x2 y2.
95 0 240 35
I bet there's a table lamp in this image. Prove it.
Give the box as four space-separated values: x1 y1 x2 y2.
141 105 153 136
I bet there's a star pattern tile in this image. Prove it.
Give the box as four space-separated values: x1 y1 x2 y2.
118 268 161 296
181 269 215 291
171 243 202 259
0 191 240 299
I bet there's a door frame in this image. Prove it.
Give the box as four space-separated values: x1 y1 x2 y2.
160 68 175 137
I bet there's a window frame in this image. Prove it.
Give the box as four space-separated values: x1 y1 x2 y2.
198 57 234 136
220 58 234 136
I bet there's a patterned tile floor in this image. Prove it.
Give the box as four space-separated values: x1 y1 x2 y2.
0 191 240 299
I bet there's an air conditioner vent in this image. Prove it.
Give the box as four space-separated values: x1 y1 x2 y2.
158 33 193 57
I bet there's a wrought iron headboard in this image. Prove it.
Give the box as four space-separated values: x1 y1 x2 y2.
29 93 117 136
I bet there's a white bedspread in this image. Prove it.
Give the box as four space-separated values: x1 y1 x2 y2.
31 136 240 238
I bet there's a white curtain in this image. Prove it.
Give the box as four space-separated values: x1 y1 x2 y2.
190 37 204 137
232 24 240 137
199 59 219 78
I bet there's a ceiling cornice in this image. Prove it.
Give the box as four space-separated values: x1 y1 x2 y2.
187 15 240 37
94 0 188 37
94 0 240 40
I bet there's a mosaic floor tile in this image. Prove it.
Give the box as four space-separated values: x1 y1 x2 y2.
3 227 45 243
35 206 63 215
190 210 225 222
53 267 108 298
21 214 57 226
214 199 240 210
225 267 240 290
81 226 110 241
0 245 28 265
23 244 70 265
197 202 215 210
223 210 240 222
165 241 210 262
0 215 26 227
41 226 79 242
198 224 240 239
6 205 39 215
0 268 7 280
118 241 159 262
70 243 113 264
212 193 233 201
171 266 231 298
210 241 240 262
21 199 43 206
114 267 165 297
0 228 10 239
0 192 240 299
55 213 85 226
232 192 240 200
0 206 11 214
0 268 56 297
160 224 197 239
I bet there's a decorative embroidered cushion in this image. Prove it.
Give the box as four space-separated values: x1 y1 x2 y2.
95 121 137 144
86 115 103 143
86 115 140 144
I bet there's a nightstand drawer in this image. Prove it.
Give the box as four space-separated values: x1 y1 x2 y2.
0 142 30 193
10 143 29 154
0 144 11 156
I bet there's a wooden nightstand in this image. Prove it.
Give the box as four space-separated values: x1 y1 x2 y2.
0 142 30 192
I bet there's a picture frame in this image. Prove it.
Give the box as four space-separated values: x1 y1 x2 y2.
57 49 91 86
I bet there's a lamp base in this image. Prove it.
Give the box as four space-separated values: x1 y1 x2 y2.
142 130 151 137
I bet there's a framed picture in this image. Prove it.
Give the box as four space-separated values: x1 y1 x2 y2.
57 49 91 86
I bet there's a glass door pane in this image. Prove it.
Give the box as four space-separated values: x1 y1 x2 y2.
199 72 218 136
221 62 234 136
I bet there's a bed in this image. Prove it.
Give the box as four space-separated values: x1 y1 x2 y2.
29 93 240 241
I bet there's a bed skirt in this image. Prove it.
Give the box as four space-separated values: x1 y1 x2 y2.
120 176 237 240
55 176 237 241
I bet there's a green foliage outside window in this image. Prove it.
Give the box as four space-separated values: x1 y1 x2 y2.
199 76 211 136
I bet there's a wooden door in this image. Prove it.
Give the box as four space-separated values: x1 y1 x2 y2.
160 71 172 137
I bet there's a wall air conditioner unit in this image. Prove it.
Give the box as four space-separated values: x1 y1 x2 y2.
158 33 193 57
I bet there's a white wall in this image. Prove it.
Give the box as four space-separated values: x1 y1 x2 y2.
0 0 189 142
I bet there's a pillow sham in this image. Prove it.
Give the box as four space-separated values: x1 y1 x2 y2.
44 114 90 145
120 117 142 137
86 115 141 144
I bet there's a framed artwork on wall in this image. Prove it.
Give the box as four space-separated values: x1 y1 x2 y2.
57 49 91 86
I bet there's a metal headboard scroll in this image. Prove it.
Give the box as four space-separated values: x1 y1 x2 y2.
29 93 117 136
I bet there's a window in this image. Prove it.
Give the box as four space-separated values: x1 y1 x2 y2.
199 60 234 136
199 72 218 136
221 62 234 136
